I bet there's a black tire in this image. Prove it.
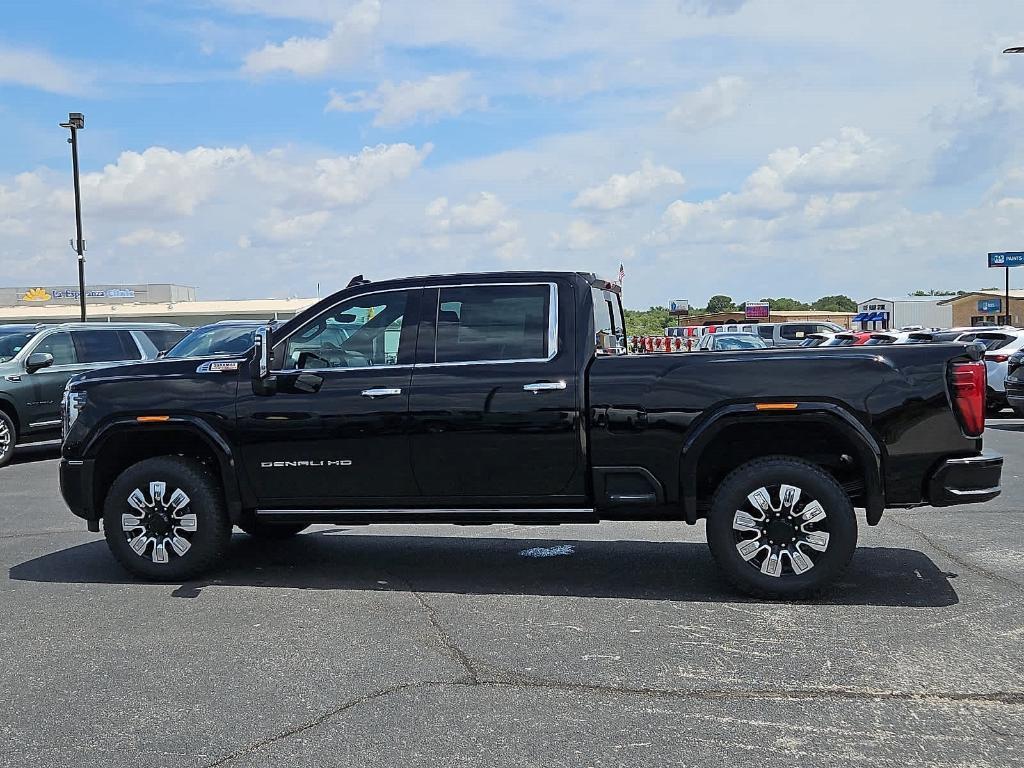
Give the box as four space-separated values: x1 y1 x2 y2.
0 410 15 468
237 519 308 539
102 456 230 581
706 456 857 600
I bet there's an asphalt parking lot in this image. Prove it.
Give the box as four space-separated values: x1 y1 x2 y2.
1 427 1023 768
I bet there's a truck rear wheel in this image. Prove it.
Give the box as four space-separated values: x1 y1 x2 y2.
237 519 308 539
705 456 857 599
102 456 230 581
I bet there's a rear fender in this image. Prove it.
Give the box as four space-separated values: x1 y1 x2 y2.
679 402 884 525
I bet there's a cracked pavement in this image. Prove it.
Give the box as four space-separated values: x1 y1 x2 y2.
2 424 1024 767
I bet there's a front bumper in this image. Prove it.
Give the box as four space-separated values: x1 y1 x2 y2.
60 458 96 524
927 452 1002 507
1004 376 1024 408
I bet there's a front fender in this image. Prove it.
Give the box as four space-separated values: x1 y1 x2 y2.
83 416 244 522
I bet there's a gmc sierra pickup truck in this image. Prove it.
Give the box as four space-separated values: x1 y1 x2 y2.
60 271 1002 598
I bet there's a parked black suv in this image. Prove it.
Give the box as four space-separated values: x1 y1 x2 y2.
0 322 186 466
60 272 1001 598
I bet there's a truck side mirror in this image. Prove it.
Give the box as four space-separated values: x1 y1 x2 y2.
251 325 277 396
26 352 54 373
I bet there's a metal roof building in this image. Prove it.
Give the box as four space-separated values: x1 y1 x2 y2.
853 297 952 331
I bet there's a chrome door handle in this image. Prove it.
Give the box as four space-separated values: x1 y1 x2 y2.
361 387 402 398
523 381 567 393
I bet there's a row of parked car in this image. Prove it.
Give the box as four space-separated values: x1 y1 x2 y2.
797 326 1024 415
0 320 260 467
680 323 1024 416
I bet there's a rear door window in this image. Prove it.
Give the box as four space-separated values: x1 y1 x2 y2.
780 324 813 340
591 286 624 351
72 330 140 363
756 326 774 340
435 284 551 363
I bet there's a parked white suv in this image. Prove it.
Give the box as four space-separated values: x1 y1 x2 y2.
955 329 1024 413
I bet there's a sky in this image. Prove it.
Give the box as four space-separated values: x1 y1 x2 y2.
2 0 1024 308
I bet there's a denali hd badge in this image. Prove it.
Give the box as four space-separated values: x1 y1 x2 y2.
260 460 353 468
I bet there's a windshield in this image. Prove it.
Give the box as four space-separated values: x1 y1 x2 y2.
958 333 1014 351
715 335 764 350
0 332 34 363
165 326 259 358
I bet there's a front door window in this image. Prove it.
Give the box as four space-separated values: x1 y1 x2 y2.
281 291 410 370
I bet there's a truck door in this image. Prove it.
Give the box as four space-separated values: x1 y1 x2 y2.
235 288 421 507
407 281 585 504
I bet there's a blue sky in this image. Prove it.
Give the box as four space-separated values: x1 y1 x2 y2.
2 0 1024 307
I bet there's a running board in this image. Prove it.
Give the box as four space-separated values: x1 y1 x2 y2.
255 508 599 525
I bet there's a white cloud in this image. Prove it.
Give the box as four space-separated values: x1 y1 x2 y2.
116 228 185 248
78 146 254 217
572 161 685 211
650 128 899 245
427 191 508 233
0 45 91 95
243 0 380 76
326 72 479 126
551 219 605 250
667 76 749 131
254 210 331 243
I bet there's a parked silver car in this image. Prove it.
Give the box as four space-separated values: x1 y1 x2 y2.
0 322 186 466
754 321 845 348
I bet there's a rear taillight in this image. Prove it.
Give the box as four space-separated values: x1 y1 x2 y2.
985 353 1010 363
950 361 986 437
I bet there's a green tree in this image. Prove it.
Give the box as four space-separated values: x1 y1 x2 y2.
706 294 736 313
811 294 857 312
764 297 810 311
623 306 673 336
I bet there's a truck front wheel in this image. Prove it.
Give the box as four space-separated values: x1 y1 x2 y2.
102 456 230 581
705 456 857 599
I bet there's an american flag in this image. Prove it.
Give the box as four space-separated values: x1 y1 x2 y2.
617 263 625 284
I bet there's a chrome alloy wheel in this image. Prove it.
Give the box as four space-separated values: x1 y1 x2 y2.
732 484 830 578
0 418 11 458
120 481 197 564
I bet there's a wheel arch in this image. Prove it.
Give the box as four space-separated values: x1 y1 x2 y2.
0 394 22 433
680 402 885 526
84 417 243 523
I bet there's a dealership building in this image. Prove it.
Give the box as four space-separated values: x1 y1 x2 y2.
0 284 315 327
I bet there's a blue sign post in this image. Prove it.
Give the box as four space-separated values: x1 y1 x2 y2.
987 252 1024 325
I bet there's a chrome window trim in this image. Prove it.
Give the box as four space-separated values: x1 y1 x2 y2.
271 281 558 373
424 281 558 368
274 363 415 374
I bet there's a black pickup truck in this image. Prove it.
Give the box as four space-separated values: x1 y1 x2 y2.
60 271 1002 598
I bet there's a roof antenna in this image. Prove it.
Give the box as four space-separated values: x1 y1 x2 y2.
347 274 370 288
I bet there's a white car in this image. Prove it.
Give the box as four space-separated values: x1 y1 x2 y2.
955 329 1024 412
862 331 912 345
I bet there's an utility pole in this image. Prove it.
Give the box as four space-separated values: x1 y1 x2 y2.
59 112 87 322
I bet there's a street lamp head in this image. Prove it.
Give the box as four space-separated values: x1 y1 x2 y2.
59 112 85 130
1003 47 1024 54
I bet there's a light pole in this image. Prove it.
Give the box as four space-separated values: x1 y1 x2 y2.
1002 49 1024 324
59 112 87 322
